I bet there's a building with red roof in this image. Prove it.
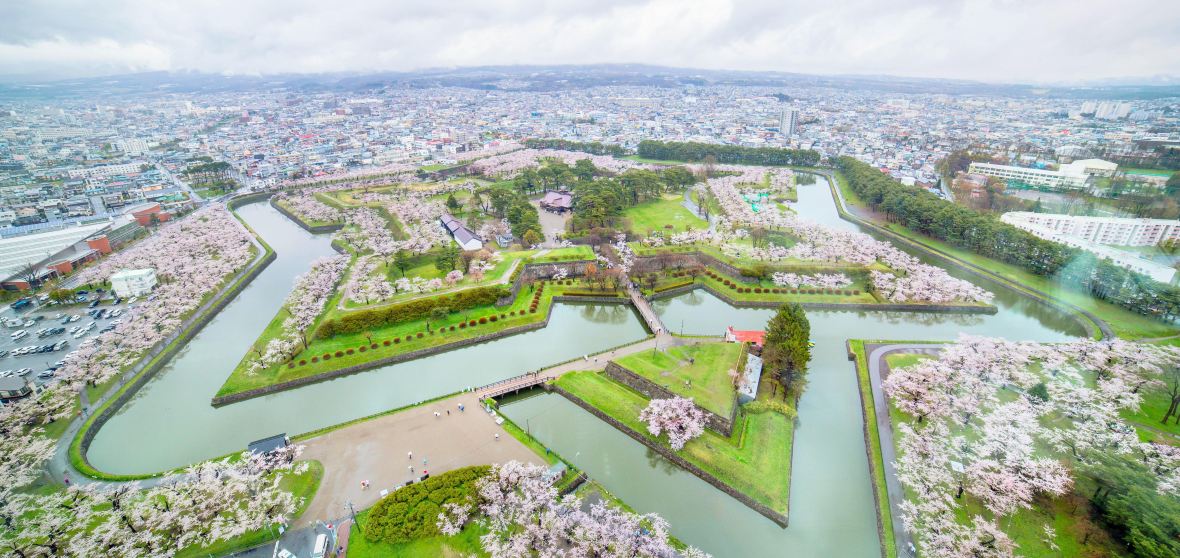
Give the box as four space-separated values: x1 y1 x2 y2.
724 326 765 347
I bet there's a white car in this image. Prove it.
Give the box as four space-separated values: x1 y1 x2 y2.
68 315 81 323
10 330 27 340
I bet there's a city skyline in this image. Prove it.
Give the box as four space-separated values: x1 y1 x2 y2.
3 0 1180 84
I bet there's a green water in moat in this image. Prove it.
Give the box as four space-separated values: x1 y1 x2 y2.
88 178 1085 557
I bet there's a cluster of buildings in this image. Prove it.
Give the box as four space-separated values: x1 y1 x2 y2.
1 79 1178 289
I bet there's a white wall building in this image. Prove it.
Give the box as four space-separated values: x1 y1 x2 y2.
109 268 157 297
1001 213 1178 283
968 162 1089 190
1001 212 1180 247
1060 158 1118 178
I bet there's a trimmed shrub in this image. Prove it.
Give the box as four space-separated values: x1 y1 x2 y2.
394 338 401 344
371 343 379 349
363 466 489 545
489 316 498 322
479 317 488 324
299 359 307 366
416 332 424 338
383 340 391 346
323 354 331 360
449 325 456 331
529 308 537 313
346 348 354 355
287 362 294 369
359 346 367 353
316 285 510 338
335 351 344 357
459 322 467 329
311 356 319 362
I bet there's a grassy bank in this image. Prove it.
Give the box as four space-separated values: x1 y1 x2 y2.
554 370 793 516
848 340 898 558
614 342 743 418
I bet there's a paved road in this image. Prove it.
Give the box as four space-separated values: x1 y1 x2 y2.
864 342 944 558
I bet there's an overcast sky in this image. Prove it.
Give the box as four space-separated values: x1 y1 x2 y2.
2 0 1179 83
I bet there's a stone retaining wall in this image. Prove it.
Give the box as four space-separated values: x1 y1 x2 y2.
602 362 735 436
499 259 597 305
210 294 631 406
651 281 998 315
547 384 789 528
269 197 344 234
79 240 277 473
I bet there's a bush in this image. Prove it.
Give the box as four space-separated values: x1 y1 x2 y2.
459 323 467 329
383 340 391 346
416 332 424 338
311 356 319 362
394 338 401 344
359 346 367 352
363 466 489 545
299 359 307 366
317 285 510 338
335 351 344 357
490 316 498 322
479 317 488 324
323 353 331 360
346 348 355 355
287 362 294 369
450 325 456 331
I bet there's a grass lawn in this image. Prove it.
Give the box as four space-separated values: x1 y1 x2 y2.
531 245 595 262
622 194 707 236
555 370 793 515
849 340 898 558
346 513 487 558
176 460 324 558
831 174 1178 340
1122 380 1180 439
614 342 743 418
219 280 598 397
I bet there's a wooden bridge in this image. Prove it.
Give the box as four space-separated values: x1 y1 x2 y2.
477 372 552 400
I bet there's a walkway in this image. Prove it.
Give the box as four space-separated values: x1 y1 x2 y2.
681 189 717 231
627 285 667 335
864 342 944 558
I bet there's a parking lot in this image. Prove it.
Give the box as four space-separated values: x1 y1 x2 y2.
1 291 137 390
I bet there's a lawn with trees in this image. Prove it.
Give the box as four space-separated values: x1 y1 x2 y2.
614 342 744 418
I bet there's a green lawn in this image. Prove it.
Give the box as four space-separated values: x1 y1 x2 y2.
346 515 487 558
555 370 793 515
614 342 743 418
531 245 595 262
849 340 898 558
1122 379 1180 439
219 280 590 397
831 174 1178 340
177 460 324 558
622 194 707 236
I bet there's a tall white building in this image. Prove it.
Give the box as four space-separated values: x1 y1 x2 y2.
779 108 799 137
968 162 1089 190
1001 212 1180 247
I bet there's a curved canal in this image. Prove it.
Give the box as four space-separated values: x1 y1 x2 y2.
87 177 1085 557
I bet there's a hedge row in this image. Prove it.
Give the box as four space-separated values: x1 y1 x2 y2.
703 269 859 296
363 465 489 544
317 285 509 338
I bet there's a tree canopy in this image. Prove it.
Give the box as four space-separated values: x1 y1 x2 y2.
761 302 811 400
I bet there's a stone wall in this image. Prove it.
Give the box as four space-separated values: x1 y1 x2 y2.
547 384 789 528
498 259 597 305
602 362 735 436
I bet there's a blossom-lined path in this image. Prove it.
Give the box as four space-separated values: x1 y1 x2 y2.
864 342 944 558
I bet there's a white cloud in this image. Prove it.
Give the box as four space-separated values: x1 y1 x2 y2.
0 0 1177 82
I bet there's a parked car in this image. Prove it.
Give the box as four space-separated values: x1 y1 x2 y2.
37 371 54 379
68 315 81 323
10 330 27 340
0 350 8 358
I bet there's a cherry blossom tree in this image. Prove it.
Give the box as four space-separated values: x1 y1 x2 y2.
438 461 708 558
639 397 707 450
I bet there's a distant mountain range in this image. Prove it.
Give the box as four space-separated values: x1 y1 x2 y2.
1 64 1178 101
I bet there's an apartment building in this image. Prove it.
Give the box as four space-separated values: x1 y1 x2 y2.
968 162 1089 190
1001 212 1180 247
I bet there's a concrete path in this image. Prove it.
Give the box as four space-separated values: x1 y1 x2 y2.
864 342 944 558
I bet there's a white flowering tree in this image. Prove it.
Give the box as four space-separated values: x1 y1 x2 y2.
639 397 707 451
437 461 708 558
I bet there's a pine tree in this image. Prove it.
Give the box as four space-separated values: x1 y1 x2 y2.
762 302 811 400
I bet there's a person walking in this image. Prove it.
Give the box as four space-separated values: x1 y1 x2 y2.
423 457 428 467
408 465 414 473
494 433 500 441
408 451 413 460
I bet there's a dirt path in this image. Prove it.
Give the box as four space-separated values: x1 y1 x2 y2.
298 392 541 527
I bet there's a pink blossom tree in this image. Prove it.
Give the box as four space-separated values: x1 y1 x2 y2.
639 397 707 450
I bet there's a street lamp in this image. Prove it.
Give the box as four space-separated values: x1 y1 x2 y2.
346 500 361 531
